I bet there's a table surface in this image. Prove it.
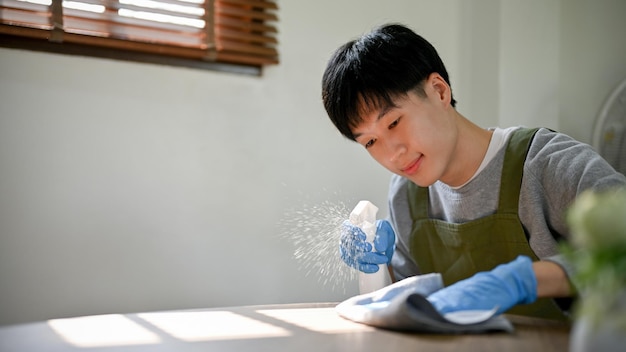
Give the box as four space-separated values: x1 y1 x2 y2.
0 302 571 352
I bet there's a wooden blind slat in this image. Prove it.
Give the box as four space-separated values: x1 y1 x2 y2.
216 27 275 44
123 0 205 8
62 6 205 26
0 22 51 37
216 5 277 22
64 17 204 47
0 8 51 29
64 31 207 57
63 9 204 33
218 0 277 10
75 0 205 10
87 0 205 7
216 16 275 33
1 0 50 13
217 38 275 56
112 4 204 20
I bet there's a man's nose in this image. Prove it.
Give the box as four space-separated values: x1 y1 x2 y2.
386 138 406 164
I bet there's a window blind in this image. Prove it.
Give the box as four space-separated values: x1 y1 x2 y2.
0 0 279 69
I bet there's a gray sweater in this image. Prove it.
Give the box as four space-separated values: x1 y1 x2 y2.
388 127 626 286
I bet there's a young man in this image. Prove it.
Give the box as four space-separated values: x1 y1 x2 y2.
322 23 626 319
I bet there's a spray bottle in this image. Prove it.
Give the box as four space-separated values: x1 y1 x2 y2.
349 200 392 294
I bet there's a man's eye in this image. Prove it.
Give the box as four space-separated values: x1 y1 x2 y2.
365 139 376 149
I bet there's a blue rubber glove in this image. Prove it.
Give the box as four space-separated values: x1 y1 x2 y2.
339 219 396 273
426 255 538 315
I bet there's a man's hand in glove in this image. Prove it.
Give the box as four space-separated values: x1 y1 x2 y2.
426 255 538 315
339 219 395 273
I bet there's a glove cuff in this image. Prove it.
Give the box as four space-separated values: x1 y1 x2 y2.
492 255 538 305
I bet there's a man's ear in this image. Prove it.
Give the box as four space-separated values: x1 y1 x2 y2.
427 73 452 106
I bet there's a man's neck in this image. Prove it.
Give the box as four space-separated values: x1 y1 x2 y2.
441 114 493 187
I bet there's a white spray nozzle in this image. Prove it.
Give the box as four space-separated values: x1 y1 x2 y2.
349 201 378 242
349 200 378 226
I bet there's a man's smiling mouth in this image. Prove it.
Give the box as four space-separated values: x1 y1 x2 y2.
401 156 422 175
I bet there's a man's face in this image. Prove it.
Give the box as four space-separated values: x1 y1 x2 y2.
351 74 458 187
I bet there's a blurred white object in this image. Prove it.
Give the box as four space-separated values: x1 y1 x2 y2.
592 78 626 175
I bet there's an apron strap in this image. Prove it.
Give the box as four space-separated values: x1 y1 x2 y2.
409 183 429 218
498 128 539 214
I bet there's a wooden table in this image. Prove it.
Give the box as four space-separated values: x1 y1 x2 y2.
0 303 571 352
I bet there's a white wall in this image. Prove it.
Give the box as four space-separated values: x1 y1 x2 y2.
456 0 501 128
559 0 626 143
499 0 561 130
0 0 624 326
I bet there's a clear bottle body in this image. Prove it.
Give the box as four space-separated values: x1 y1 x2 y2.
350 201 392 294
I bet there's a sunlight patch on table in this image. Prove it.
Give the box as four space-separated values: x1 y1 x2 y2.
257 307 373 333
137 311 291 342
48 314 161 348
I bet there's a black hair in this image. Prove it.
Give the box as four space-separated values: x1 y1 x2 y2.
321 23 456 141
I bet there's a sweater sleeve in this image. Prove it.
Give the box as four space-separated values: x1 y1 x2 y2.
387 175 422 280
520 128 626 284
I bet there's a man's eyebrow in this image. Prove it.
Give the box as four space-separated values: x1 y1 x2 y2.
377 103 396 121
352 103 397 140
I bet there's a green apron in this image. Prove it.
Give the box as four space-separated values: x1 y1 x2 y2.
407 128 567 320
